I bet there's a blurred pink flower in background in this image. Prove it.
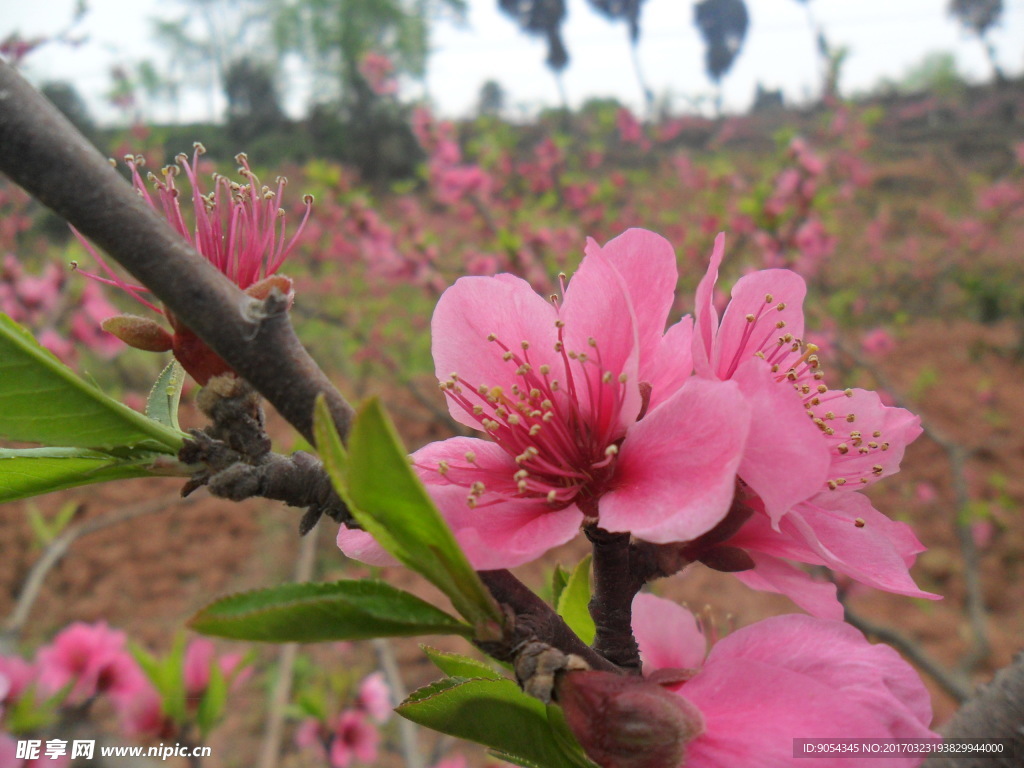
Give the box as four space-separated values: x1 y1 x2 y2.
296 710 380 768
35 622 141 705
861 328 896 356
355 673 391 722
358 52 398 96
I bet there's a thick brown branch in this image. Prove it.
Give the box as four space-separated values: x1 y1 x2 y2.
0 62 352 446
477 570 619 674
922 653 1024 768
586 526 643 674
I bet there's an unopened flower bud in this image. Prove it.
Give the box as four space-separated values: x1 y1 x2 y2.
101 314 173 352
555 670 704 768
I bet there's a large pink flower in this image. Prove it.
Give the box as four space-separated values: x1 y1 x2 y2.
631 593 936 767
339 229 751 568
688 235 935 617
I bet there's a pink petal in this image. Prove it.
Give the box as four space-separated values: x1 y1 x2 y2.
730 552 843 620
600 377 750 543
433 483 582 569
632 594 706 673
691 233 725 378
579 229 680 378
336 527 399 566
183 638 215 696
644 315 693 412
705 614 934 739
560 238 643 428
412 437 583 568
431 275 560 430
714 269 807 380
682 657 928 767
781 494 938 600
818 389 921 492
731 359 831 525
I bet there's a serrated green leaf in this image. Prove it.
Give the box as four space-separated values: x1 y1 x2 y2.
556 555 595 645
313 397 503 636
423 646 503 681
397 677 597 768
487 750 545 768
0 314 184 452
189 579 471 642
0 447 189 504
146 360 185 430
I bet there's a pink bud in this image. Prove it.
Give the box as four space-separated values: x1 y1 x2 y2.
555 671 704 768
101 314 174 352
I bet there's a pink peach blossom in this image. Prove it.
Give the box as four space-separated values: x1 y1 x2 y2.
861 328 896 356
688 236 934 617
0 656 34 709
631 593 936 767
73 146 311 383
330 711 380 768
355 672 391 722
339 229 749 567
35 622 141 705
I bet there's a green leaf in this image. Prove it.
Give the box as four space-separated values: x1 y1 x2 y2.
196 657 227 737
551 564 571 607
189 580 471 642
0 314 184 452
397 677 597 768
313 396 503 637
0 447 188 504
146 360 185 431
423 646 503 681
556 555 595 645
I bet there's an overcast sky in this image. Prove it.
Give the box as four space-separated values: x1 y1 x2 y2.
6 0 1024 124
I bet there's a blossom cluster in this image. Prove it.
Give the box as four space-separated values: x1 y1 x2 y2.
337 227 940 765
340 228 934 618
0 623 249 767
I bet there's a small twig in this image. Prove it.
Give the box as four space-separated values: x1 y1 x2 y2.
372 638 423 768
257 525 321 768
180 375 349 534
842 604 972 703
1 491 197 651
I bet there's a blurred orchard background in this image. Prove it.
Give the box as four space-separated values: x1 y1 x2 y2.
1 0 1023 766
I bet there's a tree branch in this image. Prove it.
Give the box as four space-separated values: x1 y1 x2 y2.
585 526 642 674
922 653 1024 768
477 570 619 673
